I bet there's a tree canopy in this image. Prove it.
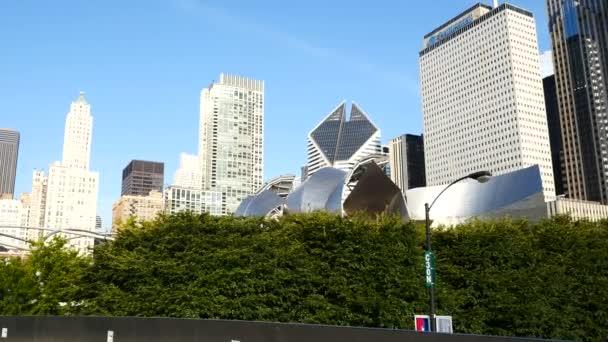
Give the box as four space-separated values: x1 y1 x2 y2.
0 212 606 341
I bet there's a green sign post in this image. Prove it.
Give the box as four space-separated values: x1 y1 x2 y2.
424 251 435 288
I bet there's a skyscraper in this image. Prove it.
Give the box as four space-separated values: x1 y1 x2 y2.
543 75 565 196
547 0 608 203
25 170 48 243
199 73 264 215
419 3 555 200
389 134 426 192
44 92 99 252
121 160 164 196
306 102 381 176
173 153 201 189
0 129 19 199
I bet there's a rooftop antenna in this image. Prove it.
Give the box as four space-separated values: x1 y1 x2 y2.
493 0 498 8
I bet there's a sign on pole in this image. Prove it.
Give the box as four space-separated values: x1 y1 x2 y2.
424 251 435 287
414 315 430 332
435 315 453 333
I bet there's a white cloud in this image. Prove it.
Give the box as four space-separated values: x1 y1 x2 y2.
540 50 554 78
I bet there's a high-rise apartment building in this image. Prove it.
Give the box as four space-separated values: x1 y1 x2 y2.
389 134 426 192
420 3 555 200
547 0 608 203
112 190 165 231
306 102 381 177
121 160 164 196
199 73 264 214
0 129 20 199
44 92 99 252
543 75 565 195
173 153 201 189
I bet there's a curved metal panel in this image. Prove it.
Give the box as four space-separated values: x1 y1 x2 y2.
285 167 347 214
234 197 254 216
405 165 546 224
234 190 284 217
258 174 296 197
343 162 409 220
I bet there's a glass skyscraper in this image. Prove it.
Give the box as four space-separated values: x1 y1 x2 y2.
0 129 19 199
121 160 164 196
547 0 608 202
199 74 264 215
306 102 381 177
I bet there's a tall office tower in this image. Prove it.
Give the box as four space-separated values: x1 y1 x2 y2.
95 216 102 231
121 160 164 196
0 129 20 199
44 93 99 252
547 0 608 203
173 153 201 189
543 75 565 195
306 102 381 176
389 134 426 192
420 3 555 200
199 73 264 214
61 93 92 170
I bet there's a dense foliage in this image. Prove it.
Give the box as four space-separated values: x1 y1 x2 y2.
0 212 606 341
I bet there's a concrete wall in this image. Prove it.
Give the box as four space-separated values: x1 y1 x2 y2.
0 316 558 342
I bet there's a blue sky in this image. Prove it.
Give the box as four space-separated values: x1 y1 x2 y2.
1 0 551 229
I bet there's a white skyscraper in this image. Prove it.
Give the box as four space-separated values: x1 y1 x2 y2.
419 3 555 200
199 73 264 215
173 153 201 189
44 93 99 252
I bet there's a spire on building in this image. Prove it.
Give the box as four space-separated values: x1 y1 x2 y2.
75 91 88 105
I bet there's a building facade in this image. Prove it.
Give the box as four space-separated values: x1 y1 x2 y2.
0 199 27 251
163 186 222 216
44 93 99 252
173 153 201 189
121 160 164 196
389 134 426 192
547 197 608 221
199 73 264 215
420 3 556 200
543 75 565 195
0 129 20 199
306 102 381 177
112 190 165 231
26 170 47 241
547 0 608 203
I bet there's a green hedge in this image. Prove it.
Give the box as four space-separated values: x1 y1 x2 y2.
0 212 606 341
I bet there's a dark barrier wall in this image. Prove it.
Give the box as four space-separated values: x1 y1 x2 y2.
0 316 561 342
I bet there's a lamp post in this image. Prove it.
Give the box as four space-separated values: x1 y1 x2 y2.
424 170 491 332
